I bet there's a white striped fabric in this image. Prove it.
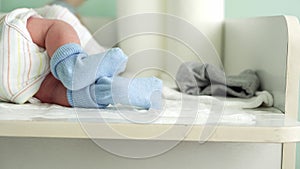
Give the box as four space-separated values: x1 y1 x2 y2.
0 8 50 103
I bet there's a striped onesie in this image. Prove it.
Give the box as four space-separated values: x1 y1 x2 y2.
0 5 104 104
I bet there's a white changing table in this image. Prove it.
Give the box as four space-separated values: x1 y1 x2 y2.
0 15 300 169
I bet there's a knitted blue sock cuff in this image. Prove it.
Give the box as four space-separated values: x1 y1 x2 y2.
50 43 84 79
67 88 106 109
66 89 74 106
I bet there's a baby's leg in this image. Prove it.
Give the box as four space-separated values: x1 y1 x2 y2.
35 4 105 54
34 74 70 107
27 17 162 109
27 17 80 57
68 76 163 110
27 17 128 91
27 17 77 106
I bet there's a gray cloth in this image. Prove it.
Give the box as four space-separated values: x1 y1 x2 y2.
175 62 260 98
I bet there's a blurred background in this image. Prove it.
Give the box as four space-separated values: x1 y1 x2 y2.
1 0 300 19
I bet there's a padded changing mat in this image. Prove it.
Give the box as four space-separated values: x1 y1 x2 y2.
0 87 280 126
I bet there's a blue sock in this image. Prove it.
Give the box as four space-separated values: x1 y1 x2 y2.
50 43 128 90
67 76 163 110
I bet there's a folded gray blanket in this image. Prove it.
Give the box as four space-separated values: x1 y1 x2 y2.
175 62 260 98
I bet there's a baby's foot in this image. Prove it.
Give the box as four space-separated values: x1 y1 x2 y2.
67 76 163 110
94 76 163 109
51 43 128 90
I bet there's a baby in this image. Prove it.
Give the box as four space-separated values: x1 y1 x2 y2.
0 5 162 109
